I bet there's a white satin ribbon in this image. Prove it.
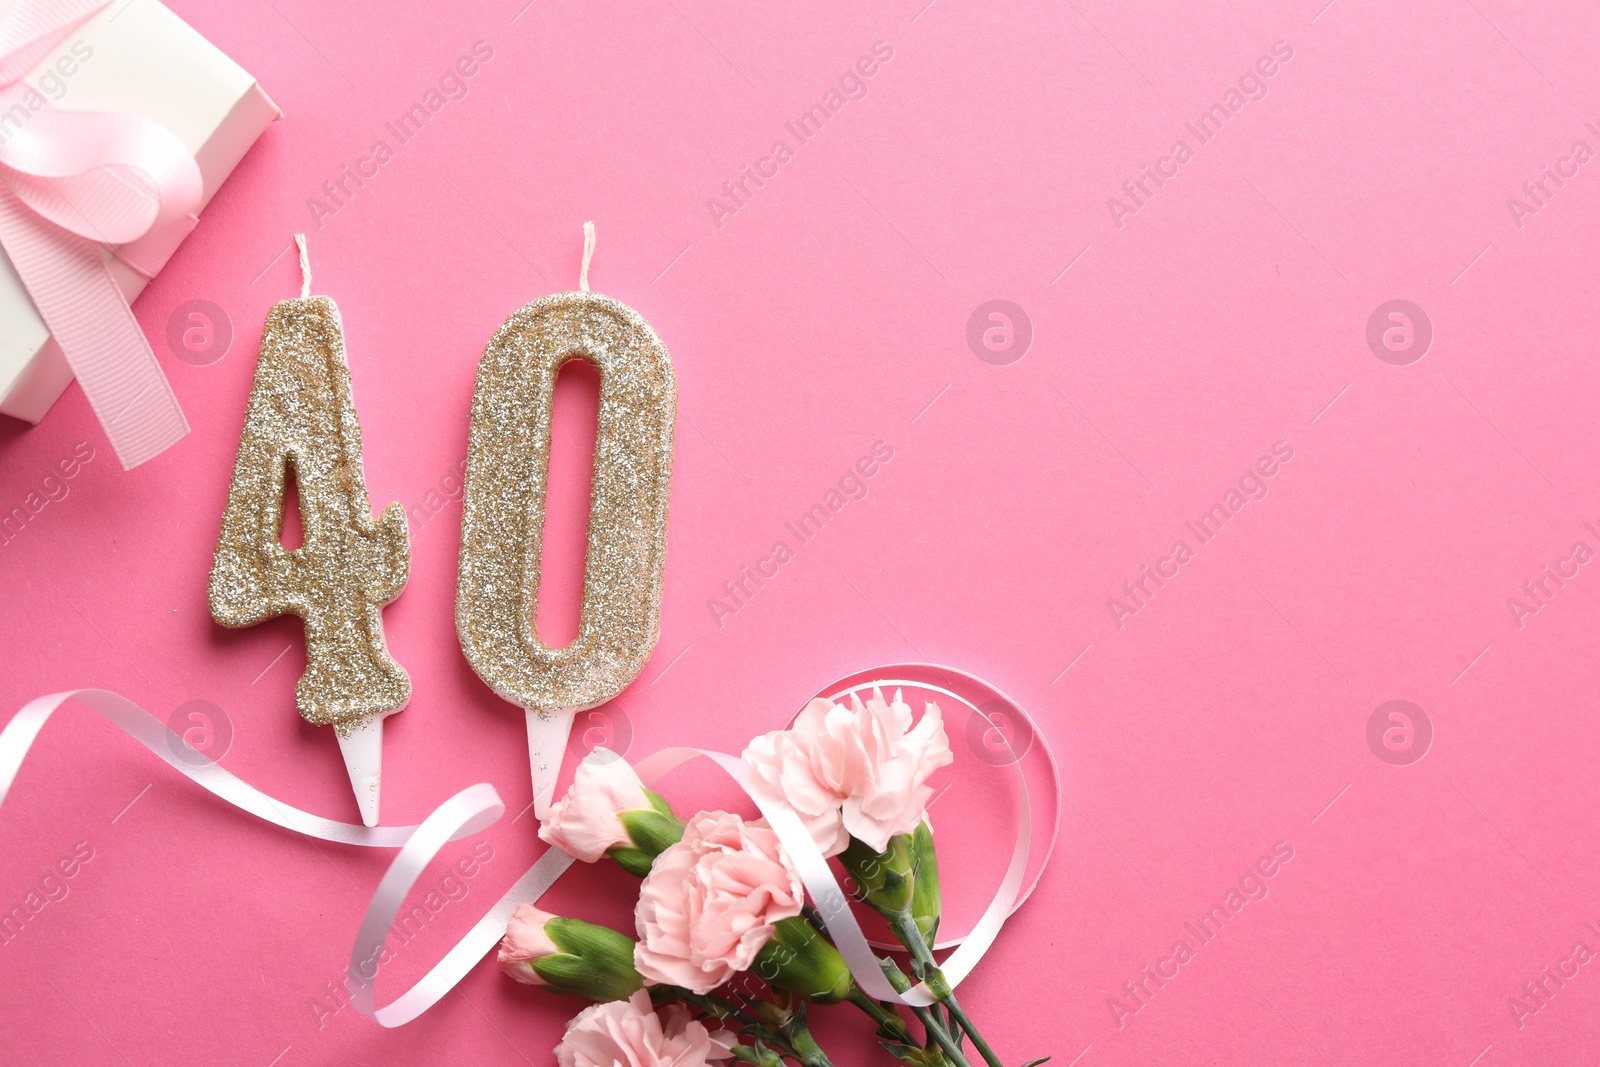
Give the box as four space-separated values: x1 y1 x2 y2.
2 674 1057 1025
343 783 576 1027
0 690 476 846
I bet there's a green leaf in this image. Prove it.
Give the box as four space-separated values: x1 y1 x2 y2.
1020 1058 1053 1067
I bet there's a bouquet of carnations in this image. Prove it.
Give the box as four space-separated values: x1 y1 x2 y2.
496 689 1046 1067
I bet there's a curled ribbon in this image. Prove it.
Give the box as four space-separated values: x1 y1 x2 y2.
0 690 485 847
0 0 199 469
1 669 1058 1028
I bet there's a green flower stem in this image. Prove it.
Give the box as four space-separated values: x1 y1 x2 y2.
908 979 953 1049
891 917 1006 1067
877 957 976 1067
933 1002 962 1051
807 905 961 1065
941 1001 994 1065
910 1004 975 1067
905 957 959 1050
801 896 973 1067
845 985 913 1044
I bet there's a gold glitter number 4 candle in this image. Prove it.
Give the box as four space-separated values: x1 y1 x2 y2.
457 224 674 816
209 236 410 826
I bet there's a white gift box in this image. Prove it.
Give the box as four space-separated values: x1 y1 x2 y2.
0 0 279 423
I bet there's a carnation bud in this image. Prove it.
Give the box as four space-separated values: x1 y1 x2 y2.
497 904 643 1002
840 833 915 919
608 789 686 876
910 819 941 942
752 916 853 1004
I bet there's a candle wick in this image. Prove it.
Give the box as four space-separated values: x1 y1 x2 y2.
580 221 595 293
294 233 312 299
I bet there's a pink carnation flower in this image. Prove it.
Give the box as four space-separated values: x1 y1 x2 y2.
633 811 804 994
556 989 734 1067
743 689 953 854
540 750 654 862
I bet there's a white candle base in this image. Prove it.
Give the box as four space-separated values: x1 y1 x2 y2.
336 715 384 827
525 708 575 820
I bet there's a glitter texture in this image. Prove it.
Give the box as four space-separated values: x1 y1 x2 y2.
209 296 411 730
457 291 675 714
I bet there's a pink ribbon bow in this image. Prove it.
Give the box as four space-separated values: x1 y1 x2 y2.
0 0 201 469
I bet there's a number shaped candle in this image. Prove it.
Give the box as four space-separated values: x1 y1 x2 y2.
209 237 409 826
457 224 674 816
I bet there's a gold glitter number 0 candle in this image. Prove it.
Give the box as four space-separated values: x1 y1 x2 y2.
457 224 675 816
209 237 409 826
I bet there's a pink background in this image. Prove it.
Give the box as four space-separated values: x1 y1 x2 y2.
4 0 1600 1063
